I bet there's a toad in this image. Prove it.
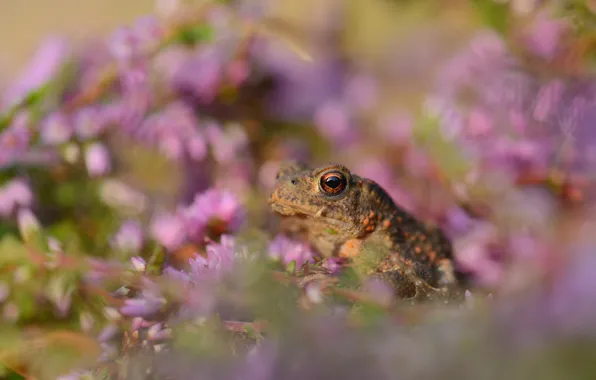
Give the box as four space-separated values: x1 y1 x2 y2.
268 161 464 300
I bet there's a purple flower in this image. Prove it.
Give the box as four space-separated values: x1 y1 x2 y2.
147 322 172 341
268 234 315 271
200 235 239 276
56 370 93 380
136 101 205 161
182 188 246 241
39 111 72 145
130 256 147 272
98 324 119 342
172 46 222 104
466 107 493 137
522 12 567 60
546 244 596 336
84 259 125 285
452 221 503 286
113 220 144 253
109 16 165 62
226 59 251 87
85 142 111 177
0 112 31 168
205 122 249 163
116 65 152 130
314 100 358 147
17 208 40 240
2 36 70 108
377 111 413 145
150 212 187 251
238 341 278 380
0 282 9 303
321 257 342 274
0 178 33 218
344 73 378 111
120 290 166 318
73 106 105 140
253 40 344 120
532 79 564 123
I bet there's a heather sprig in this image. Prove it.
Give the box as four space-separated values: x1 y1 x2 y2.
2 0 596 379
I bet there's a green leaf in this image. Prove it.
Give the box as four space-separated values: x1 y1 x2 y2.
176 24 214 46
47 221 81 251
285 260 297 274
0 235 28 265
414 114 472 183
470 0 510 34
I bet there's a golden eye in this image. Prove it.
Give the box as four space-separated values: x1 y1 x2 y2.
320 171 347 195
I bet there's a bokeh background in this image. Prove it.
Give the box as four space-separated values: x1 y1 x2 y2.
2 0 596 379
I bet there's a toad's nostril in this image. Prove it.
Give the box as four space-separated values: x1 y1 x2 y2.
291 179 297 185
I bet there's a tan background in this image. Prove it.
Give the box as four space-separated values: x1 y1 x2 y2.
0 0 153 81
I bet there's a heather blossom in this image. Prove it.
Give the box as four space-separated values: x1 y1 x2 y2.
39 111 72 145
2 2 596 379
182 188 246 241
113 220 144 253
1 36 70 108
0 112 31 167
84 142 111 177
268 234 315 271
150 212 187 251
0 178 33 218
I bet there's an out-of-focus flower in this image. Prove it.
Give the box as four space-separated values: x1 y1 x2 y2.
147 322 172 341
344 73 378 111
253 40 344 120
377 111 413 145
314 100 358 147
547 244 596 336
116 65 153 130
321 257 342 274
100 179 148 213
3 302 19 322
268 234 315 271
39 111 72 145
0 178 33 218
522 11 568 60
0 282 9 303
183 188 246 241
47 276 74 318
137 101 206 162
113 220 144 253
120 287 166 318
155 0 180 17
363 277 394 307
74 106 106 140
131 256 147 272
17 208 41 241
172 46 223 104
109 16 165 63
0 112 31 168
85 142 111 177
85 259 126 285
2 36 70 108
453 221 503 286
205 122 249 163
150 212 187 251
56 370 94 380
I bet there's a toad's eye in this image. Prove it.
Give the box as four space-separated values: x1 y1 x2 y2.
320 171 347 195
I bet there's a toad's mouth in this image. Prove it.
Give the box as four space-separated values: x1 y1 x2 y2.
269 201 352 230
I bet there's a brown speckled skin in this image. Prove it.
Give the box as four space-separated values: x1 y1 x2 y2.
269 161 460 299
